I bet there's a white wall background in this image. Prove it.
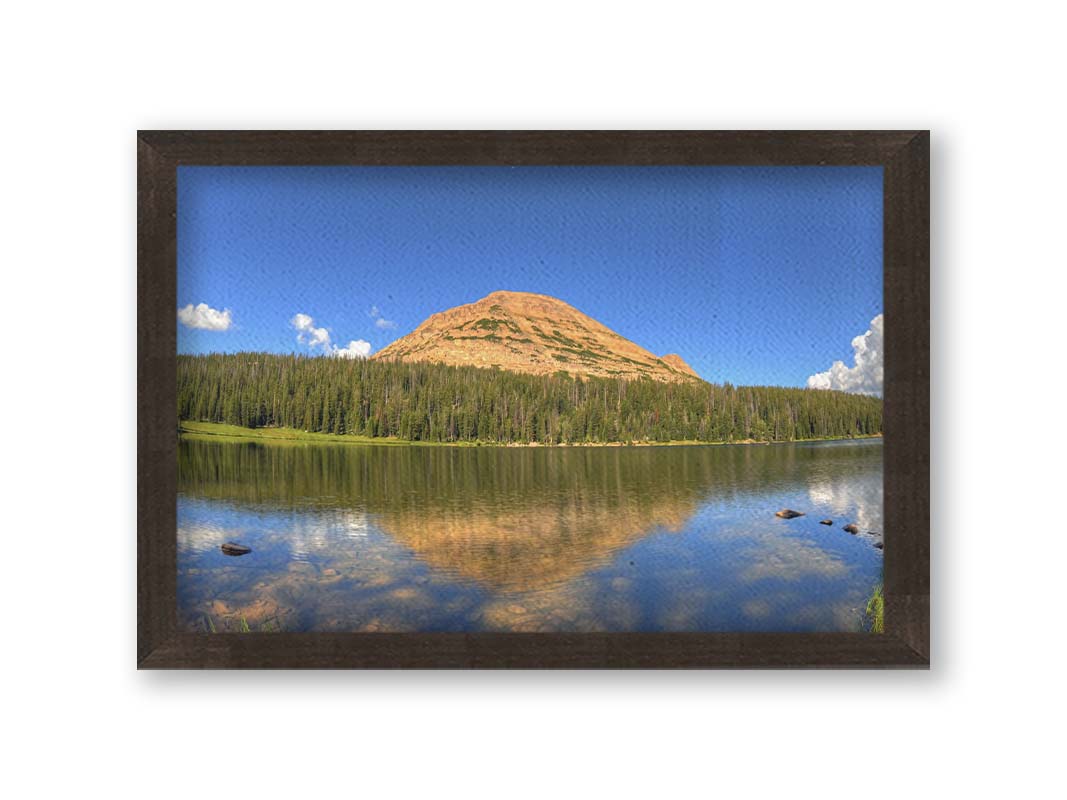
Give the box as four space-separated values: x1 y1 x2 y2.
3 2 1063 797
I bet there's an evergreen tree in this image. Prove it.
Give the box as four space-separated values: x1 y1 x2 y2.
177 353 884 445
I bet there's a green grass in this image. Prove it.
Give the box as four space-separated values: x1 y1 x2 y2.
530 325 584 349
180 420 478 447
180 420 883 449
865 583 885 633
468 317 521 334
443 334 503 342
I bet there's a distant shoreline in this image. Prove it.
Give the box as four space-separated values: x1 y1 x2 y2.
179 421 883 449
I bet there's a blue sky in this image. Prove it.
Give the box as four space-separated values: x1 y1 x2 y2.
178 166 882 388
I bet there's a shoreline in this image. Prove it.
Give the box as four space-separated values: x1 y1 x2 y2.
179 421 883 449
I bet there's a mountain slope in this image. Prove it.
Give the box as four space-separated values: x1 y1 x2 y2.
660 353 700 379
371 290 701 383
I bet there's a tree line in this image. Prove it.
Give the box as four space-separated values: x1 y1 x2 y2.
177 353 883 444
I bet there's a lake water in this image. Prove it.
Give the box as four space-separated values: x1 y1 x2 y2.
177 438 883 633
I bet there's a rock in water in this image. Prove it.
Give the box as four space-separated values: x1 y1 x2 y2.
775 509 804 519
819 519 833 526
843 524 860 534
221 542 251 556
873 541 885 550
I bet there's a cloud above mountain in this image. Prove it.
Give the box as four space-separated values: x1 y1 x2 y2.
178 303 232 331
291 312 372 359
807 314 883 395
369 305 396 330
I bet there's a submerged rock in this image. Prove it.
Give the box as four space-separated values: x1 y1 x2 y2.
775 509 804 519
843 524 860 534
221 542 252 556
873 541 885 550
819 519 833 526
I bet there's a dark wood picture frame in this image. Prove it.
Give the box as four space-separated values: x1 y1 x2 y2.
138 130 929 668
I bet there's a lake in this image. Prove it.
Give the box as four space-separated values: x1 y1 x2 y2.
178 437 883 633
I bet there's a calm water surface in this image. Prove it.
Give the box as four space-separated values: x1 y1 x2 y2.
178 438 883 632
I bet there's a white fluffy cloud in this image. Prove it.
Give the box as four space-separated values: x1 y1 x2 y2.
807 314 883 395
369 305 396 330
177 303 232 331
291 312 372 359
291 312 331 348
333 340 373 359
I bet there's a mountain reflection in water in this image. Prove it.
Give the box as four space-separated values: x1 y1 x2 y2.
178 438 883 633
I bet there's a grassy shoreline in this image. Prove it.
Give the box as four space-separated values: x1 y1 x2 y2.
866 584 885 634
179 420 883 449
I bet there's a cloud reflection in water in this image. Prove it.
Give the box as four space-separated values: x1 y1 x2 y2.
178 438 885 633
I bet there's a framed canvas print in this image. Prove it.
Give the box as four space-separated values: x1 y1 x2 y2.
138 131 929 668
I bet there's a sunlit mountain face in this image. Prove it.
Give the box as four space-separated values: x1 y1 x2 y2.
372 290 700 383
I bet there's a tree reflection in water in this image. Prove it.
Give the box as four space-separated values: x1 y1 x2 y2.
178 438 884 633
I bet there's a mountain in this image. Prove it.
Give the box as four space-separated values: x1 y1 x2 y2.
371 290 701 383
659 353 700 379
